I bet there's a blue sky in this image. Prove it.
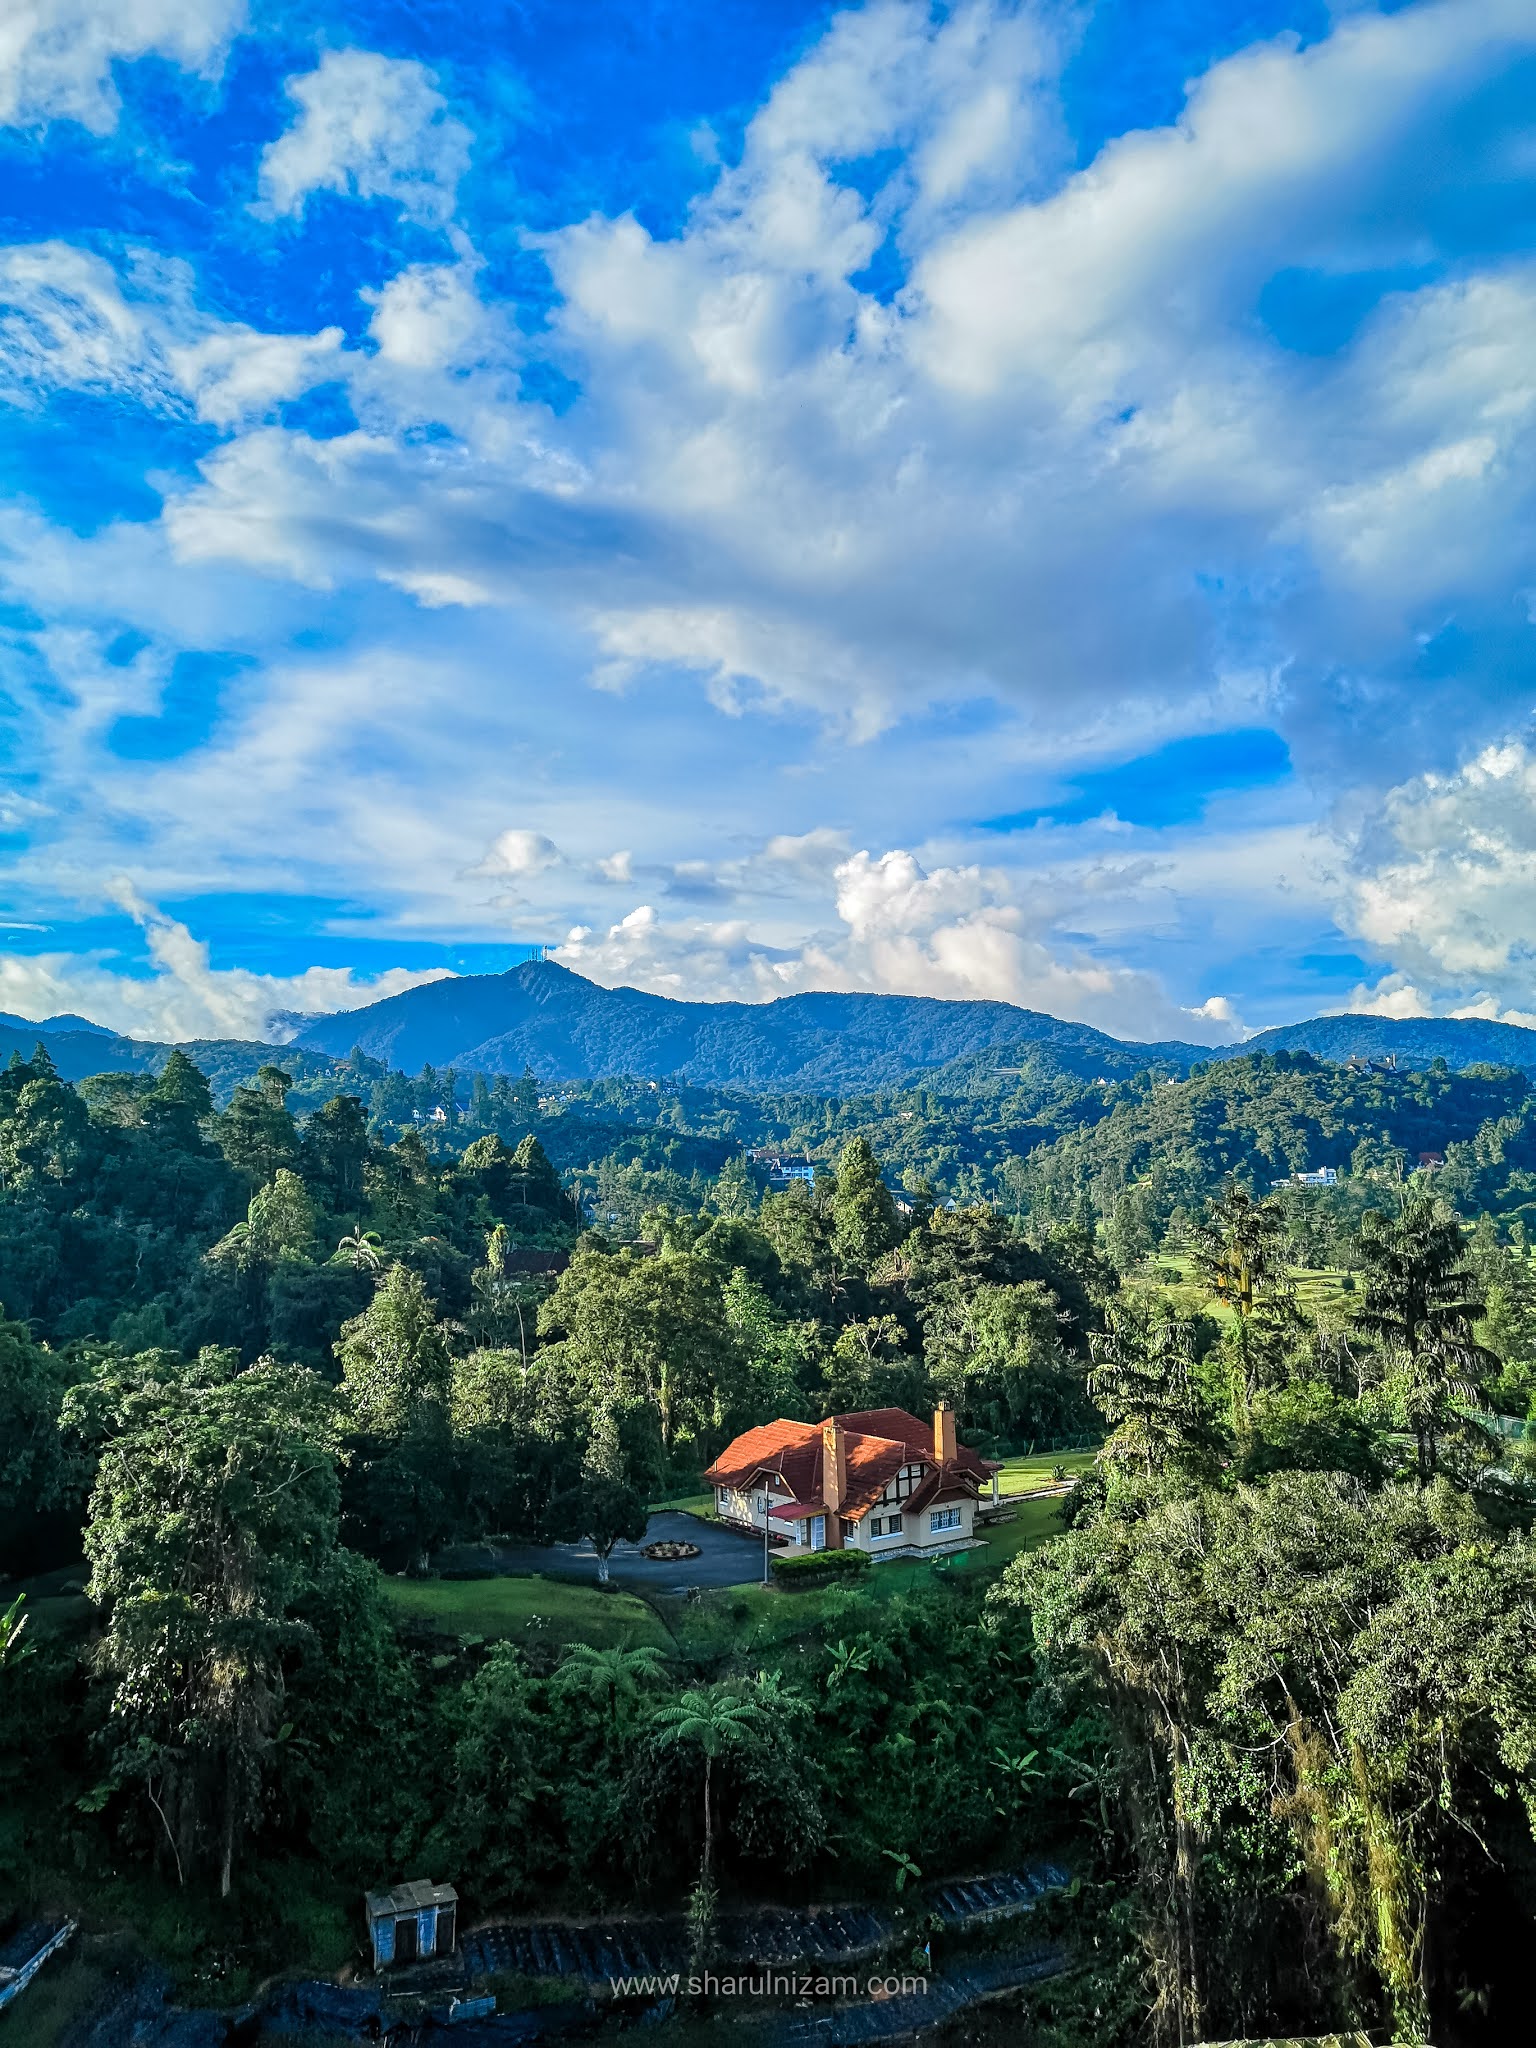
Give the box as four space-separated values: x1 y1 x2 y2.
2 0 1536 1045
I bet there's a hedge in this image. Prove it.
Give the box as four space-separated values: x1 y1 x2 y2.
770 1549 872 1586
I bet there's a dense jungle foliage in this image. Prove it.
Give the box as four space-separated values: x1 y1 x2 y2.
2 1038 1536 2046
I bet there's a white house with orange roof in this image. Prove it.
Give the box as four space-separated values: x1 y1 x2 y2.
703 1404 999 1561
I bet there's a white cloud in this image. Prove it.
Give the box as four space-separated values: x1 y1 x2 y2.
0 0 243 134
1190 994 1245 1031
0 886 449 1043
555 843 1245 1043
0 240 351 425
126 0 1536 786
257 49 472 226
475 829 563 878
0 241 160 404
363 259 489 371
760 827 854 877
1337 972 1536 1027
167 324 346 426
1341 738 1536 1004
909 0 1517 398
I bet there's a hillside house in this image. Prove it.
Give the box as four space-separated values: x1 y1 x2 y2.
748 1148 818 1188
704 1405 999 1561
1271 1166 1339 1189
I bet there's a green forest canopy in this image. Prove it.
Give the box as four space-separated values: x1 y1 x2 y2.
1 1039 1535 2045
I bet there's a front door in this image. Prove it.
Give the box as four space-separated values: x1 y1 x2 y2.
395 1914 418 1965
810 1515 826 1551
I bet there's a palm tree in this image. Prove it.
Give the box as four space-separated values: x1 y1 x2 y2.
651 1684 773 1883
1191 1181 1296 1412
553 1642 665 1727
1355 1196 1497 1483
331 1226 383 1273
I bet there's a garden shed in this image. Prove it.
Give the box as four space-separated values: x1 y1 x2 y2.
364 1879 458 1969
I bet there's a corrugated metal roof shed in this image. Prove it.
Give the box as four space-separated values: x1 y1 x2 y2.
365 1879 458 1920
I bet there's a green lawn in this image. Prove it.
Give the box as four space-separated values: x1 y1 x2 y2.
870 1493 1069 1591
992 1449 1097 1494
970 1492 1070 1566
381 1575 674 1651
1146 1253 1363 1324
648 1491 713 1516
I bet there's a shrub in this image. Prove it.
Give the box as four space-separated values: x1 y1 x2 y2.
771 1549 871 1587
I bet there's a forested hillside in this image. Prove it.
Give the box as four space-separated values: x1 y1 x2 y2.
1239 1011 1536 1072
290 958 1212 1087
3 1037 1536 2045
1017 1050 1536 1242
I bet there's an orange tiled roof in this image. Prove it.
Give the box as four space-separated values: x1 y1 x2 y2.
704 1409 991 1523
835 1408 988 1472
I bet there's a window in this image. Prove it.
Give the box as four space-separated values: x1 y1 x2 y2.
755 1494 767 1514
930 1506 962 1533
840 1518 856 1541
871 1514 902 1540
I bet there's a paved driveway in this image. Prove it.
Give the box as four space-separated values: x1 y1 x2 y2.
485 1510 771 1592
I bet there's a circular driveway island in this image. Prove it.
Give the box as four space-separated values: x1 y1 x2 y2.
482 1510 770 1591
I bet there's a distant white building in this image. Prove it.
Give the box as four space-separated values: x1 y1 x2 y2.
1272 1166 1339 1189
749 1149 817 1188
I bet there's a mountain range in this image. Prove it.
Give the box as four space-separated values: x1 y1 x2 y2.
287 960 1212 1091
9 961 1536 1093
0 1009 111 1038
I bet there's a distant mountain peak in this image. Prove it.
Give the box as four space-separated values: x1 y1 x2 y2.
289 963 1213 1091
0 1009 113 1039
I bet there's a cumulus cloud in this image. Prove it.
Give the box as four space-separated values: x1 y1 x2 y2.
120 0 1535 787
1340 738 1536 1012
363 258 490 371
0 0 243 133
257 50 472 226
167 324 346 427
556 843 1245 1043
0 886 449 1043
9 0 1536 1034
474 829 563 879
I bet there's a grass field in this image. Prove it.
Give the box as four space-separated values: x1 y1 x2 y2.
381 1575 674 1651
1148 1251 1363 1324
993 1449 1097 1494
875 1492 1068 1588
648 1491 713 1515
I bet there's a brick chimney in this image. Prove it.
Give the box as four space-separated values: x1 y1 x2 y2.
821 1419 847 1549
933 1403 957 1466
